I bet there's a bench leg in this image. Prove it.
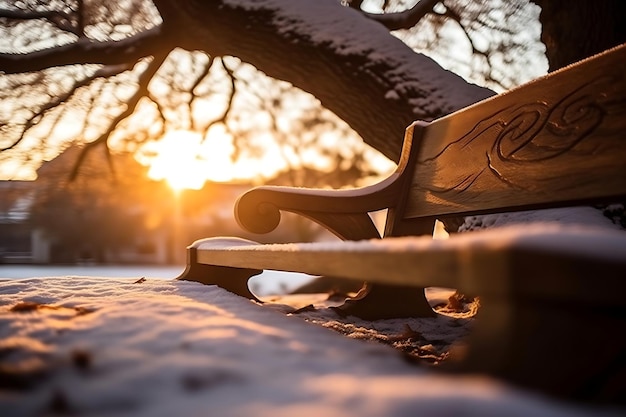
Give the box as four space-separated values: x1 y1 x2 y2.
444 250 626 404
330 216 438 319
176 246 263 302
448 296 626 404
333 283 436 320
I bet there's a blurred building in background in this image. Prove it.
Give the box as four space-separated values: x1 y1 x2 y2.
0 146 334 265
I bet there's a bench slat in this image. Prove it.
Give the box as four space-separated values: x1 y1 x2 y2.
192 225 626 303
405 44 626 219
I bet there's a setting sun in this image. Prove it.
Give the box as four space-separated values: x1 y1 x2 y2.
135 126 396 192
138 129 239 190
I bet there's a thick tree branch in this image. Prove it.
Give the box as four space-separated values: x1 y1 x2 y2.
173 0 492 162
0 26 166 74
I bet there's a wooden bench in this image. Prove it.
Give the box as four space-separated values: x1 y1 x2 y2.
178 44 626 403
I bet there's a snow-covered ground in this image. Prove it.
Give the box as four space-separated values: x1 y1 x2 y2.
1 275 622 417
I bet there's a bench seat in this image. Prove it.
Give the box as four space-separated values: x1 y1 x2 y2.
189 224 626 303
183 223 626 402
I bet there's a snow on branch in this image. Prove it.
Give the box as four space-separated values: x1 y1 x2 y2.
354 0 440 31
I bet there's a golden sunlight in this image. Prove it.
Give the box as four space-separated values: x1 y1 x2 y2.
135 126 395 191
140 130 238 191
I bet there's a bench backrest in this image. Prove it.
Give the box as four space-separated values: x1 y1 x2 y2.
399 43 626 223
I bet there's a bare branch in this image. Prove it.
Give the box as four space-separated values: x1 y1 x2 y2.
0 26 166 74
436 7 507 90
217 59 236 124
0 63 133 152
188 54 213 130
0 7 79 35
76 0 85 36
70 52 170 179
193 57 237 138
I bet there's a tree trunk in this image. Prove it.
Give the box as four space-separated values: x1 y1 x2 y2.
531 0 626 231
534 0 626 71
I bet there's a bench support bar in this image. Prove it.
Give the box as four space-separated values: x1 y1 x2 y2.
177 244 263 302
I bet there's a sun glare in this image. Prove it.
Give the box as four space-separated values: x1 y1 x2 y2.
140 130 237 191
136 127 395 192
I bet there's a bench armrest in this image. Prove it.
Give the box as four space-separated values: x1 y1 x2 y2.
235 122 431 241
235 179 401 240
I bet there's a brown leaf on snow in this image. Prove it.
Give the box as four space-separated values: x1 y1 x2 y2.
0 358 51 391
48 389 73 414
445 291 475 312
74 306 95 316
291 304 317 314
71 348 92 370
9 301 94 317
326 289 351 302
9 301 42 312
181 370 244 392
387 324 423 342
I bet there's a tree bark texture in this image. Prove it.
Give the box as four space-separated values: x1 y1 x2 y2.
534 0 626 71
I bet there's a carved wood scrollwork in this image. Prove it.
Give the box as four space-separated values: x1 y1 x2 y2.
408 68 626 216
496 79 610 163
